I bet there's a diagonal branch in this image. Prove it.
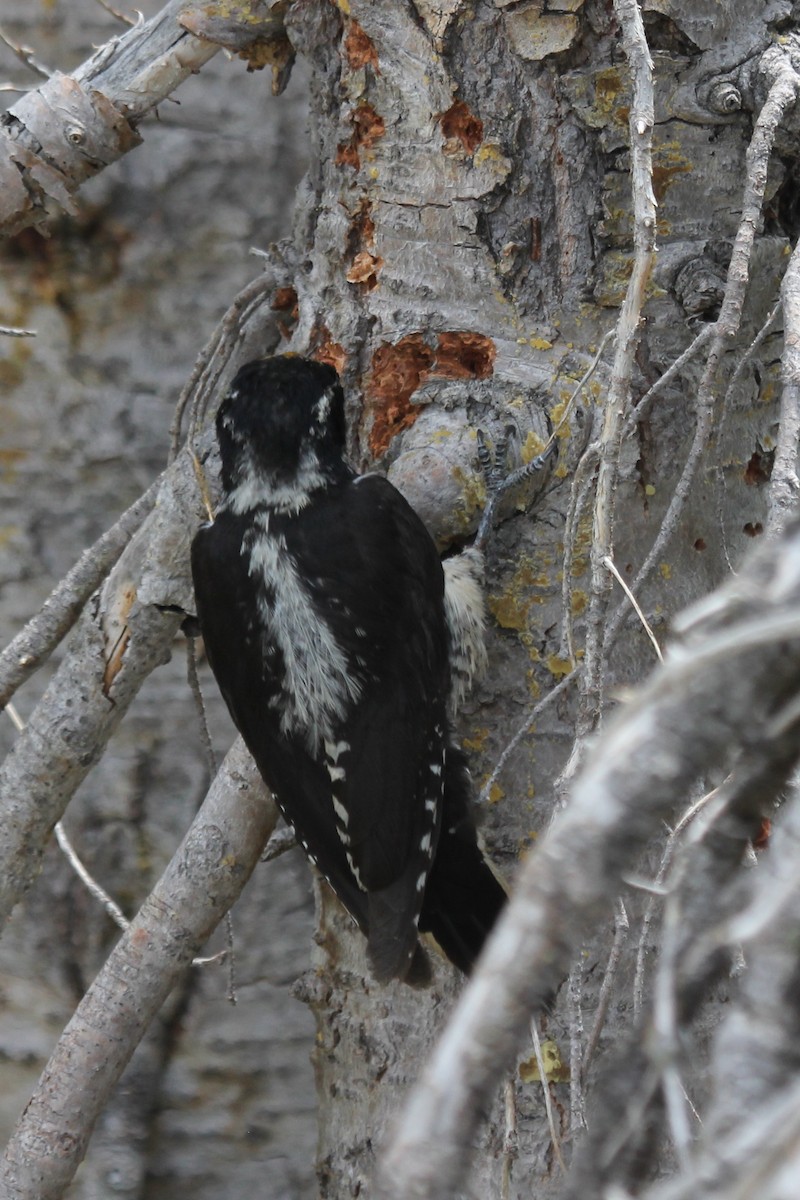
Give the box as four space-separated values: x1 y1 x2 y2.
0 737 278 1200
0 0 287 237
0 477 160 711
0 444 205 930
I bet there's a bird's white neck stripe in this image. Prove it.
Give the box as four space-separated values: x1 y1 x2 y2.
224 449 327 516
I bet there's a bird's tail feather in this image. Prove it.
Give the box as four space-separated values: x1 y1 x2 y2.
367 879 432 985
419 744 507 975
420 832 506 974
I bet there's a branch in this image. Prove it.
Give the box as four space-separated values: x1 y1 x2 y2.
0 737 277 1200
606 54 800 650
770 242 800 531
578 0 656 734
377 513 800 1200
0 477 160 711
0 0 287 237
0 446 205 930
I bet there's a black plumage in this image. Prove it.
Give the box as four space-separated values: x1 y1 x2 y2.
191 355 506 983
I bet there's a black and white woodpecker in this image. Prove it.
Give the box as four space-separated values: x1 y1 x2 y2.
191 355 506 984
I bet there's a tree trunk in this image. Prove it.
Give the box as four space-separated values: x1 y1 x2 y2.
3 0 800 1197
280 0 792 1193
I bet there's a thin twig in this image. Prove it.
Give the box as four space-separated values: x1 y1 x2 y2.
568 957 587 1135
579 0 657 735
500 1077 518 1200
633 786 723 1018
479 670 579 807
0 478 160 711
186 637 218 781
582 898 629 1080
716 299 781 569
653 885 694 1170
531 1020 567 1172
560 443 600 663
93 0 137 26
0 324 36 338
770 242 800 532
603 554 662 661
0 23 52 78
630 323 715 428
171 273 277 461
550 331 614 448
190 450 216 523
53 821 130 930
185 636 238 997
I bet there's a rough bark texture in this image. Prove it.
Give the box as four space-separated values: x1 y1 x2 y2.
3 0 800 1197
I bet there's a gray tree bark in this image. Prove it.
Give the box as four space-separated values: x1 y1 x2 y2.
3 0 800 1198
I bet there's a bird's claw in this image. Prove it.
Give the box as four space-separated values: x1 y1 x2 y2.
474 425 556 550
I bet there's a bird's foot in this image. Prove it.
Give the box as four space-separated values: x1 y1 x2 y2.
474 425 556 550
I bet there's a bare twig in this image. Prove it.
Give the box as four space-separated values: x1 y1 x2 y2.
0 323 36 337
582 899 629 1081
606 61 800 652
716 299 781 569
185 636 218 781
578 0 657 739
632 786 722 1018
770 243 800 531
171 271 278 460
560 444 599 663
630 323 715 428
550 332 613 450
0 23 52 79
479 670 579 807
603 555 662 661
500 1078 518 1200
568 957 587 1136
93 0 137 26
652 886 693 1171
0 477 160 712
531 1020 567 1172
53 820 130 931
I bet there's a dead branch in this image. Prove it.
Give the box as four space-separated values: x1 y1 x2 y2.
770 242 800 530
0 0 287 237
578 0 656 736
377 512 800 1200
0 447 204 930
0 737 277 1200
0 476 160 711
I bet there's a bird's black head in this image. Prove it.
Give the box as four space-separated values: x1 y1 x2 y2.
216 356 347 508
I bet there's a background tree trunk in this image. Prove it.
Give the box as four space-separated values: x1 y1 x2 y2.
2 0 799 1197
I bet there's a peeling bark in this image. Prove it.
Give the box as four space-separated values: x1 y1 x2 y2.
0 0 287 236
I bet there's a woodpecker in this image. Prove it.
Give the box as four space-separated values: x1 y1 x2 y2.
190 355 506 984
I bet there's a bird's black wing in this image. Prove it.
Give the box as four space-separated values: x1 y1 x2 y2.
191 510 374 930
287 474 450 980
